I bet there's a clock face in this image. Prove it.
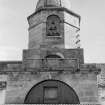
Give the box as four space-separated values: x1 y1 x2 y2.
47 15 60 36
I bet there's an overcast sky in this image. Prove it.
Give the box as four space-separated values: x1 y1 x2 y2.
0 0 105 63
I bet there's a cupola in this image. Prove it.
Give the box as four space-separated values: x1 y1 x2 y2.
36 0 71 11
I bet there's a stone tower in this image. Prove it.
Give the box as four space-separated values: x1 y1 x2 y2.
28 0 80 50
23 0 82 70
0 0 101 104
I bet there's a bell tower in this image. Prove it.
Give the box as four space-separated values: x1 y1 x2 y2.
23 0 84 70
27 0 80 49
23 0 83 69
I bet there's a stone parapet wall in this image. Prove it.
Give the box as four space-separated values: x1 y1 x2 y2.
22 48 84 69
0 62 22 71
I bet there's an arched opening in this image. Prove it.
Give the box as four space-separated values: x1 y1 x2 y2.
24 79 80 104
46 54 61 58
46 15 61 36
45 54 63 67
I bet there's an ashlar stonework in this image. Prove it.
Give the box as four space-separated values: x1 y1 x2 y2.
0 0 101 104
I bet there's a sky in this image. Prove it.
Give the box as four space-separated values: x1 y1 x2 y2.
0 0 105 63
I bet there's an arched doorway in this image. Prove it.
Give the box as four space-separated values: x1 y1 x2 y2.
24 80 80 104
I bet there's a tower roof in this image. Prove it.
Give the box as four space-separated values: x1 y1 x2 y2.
36 0 71 11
